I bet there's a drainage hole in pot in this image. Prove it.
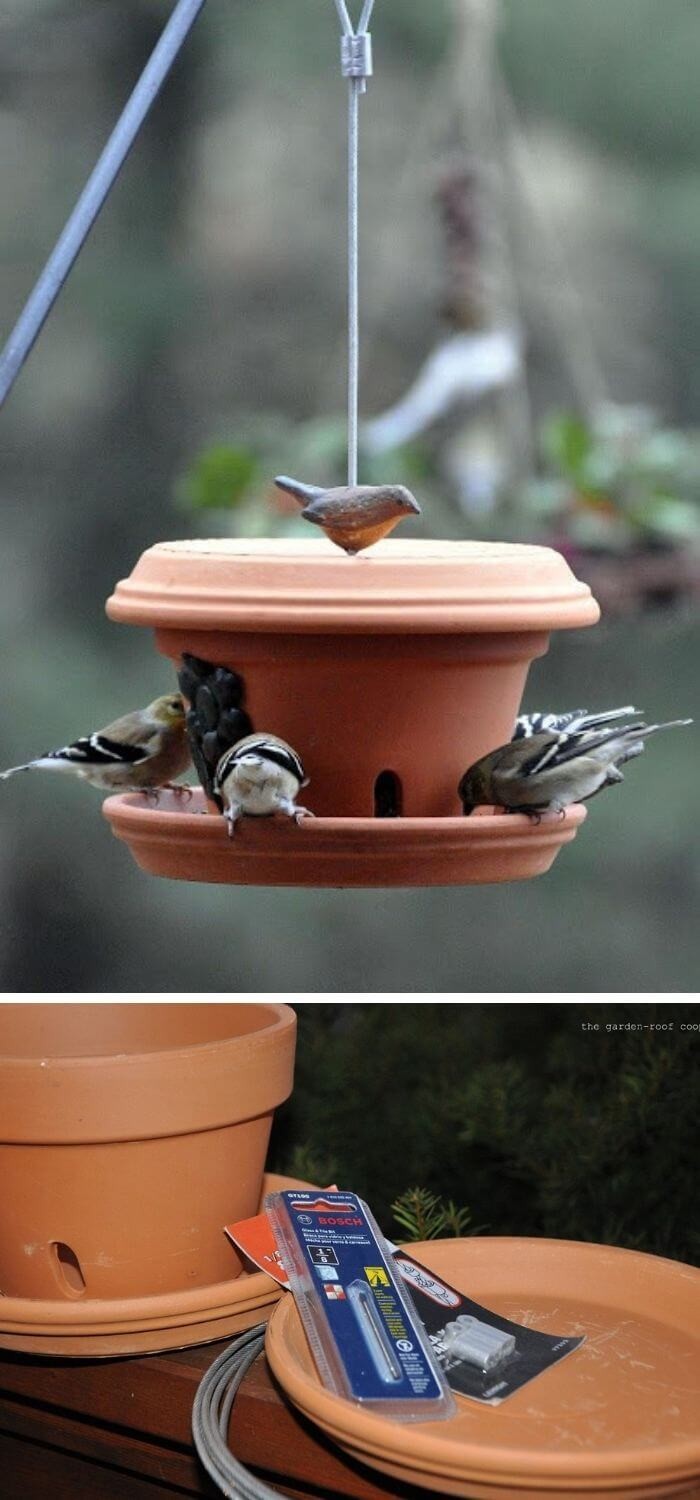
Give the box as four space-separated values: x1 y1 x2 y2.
51 1241 86 1296
374 771 402 818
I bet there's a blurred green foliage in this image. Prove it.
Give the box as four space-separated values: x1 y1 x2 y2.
178 443 261 511
178 405 700 557
175 416 432 536
520 407 700 550
272 1004 700 1263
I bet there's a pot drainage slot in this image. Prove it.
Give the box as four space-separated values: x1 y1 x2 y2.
374 770 402 818
51 1241 86 1296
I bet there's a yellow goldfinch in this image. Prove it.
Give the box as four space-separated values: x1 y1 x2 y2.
214 733 313 836
459 718 692 820
0 694 191 793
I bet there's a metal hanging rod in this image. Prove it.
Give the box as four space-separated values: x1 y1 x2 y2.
332 0 376 487
0 0 207 411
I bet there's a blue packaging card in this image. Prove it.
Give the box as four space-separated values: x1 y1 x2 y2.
269 1190 452 1413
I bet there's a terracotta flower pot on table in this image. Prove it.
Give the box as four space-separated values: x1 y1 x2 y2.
104 537 599 886
0 1002 297 1356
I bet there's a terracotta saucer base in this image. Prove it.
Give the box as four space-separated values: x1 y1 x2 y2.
103 790 586 887
265 1238 700 1500
0 1173 306 1358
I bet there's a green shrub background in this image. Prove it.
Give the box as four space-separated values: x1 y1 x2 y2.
271 1003 700 1265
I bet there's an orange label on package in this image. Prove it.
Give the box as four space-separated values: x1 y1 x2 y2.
225 1187 338 1285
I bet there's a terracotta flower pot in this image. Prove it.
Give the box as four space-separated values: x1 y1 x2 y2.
104 538 599 886
0 1003 296 1304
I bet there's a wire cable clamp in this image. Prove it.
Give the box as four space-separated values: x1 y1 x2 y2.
340 33 373 87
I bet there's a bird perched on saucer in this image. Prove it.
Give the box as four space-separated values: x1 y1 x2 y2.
0 694 191 794
274 475 421 555
214 734 313 836
459 717 692 820
513 705 641 740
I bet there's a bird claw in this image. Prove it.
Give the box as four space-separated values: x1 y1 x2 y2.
139 788 161 806
293 805 315 825
225 806 243 838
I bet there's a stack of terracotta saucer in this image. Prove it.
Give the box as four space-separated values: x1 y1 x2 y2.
266 1236 700 1500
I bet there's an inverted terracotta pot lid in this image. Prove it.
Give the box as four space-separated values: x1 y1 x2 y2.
0 1173 308 1358
106 538 600 634
103 789 586 888
265 1237 700 1499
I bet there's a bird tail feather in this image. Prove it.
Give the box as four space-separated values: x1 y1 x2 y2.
274 475 325 505
577 706 641 730
0 763 33 780
632 719 693 737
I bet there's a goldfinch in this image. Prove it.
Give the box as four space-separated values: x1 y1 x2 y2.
214 733 312 836
274 475 421 555
459 718 692 820
177 654 253 807
0 694 191 793
513 706 641 740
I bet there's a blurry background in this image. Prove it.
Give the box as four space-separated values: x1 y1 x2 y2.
0 0 697 992
271 1003 700 1264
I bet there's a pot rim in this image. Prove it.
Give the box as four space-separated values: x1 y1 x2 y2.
106 538 600 634
0 1002 296 1144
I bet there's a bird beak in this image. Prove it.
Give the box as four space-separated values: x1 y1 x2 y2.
406 494 421 514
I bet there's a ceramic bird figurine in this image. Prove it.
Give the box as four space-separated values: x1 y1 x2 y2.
0 694 191 794
459 718 692 820
214 733 313 836
274 475 421 555
177 654 254 809
513 705 641 740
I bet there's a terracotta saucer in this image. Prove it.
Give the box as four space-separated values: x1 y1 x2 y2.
265 1237 700 1500
103 789 586 887
0 1174 307 1358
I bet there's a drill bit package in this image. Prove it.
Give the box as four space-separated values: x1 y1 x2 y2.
265 1190 455 1422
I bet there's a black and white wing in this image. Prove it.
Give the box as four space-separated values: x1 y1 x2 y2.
513 705 640 740
0 733 150 780
515 722 647 779
216 736 306 791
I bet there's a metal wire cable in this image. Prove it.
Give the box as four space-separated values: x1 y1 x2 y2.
332 0 375 486
191 1324 286 1500
0 0 206 411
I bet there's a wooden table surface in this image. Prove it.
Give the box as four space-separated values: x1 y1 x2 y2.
0 1336 438 1499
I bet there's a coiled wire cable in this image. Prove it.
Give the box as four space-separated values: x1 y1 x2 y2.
192 1324 286 1500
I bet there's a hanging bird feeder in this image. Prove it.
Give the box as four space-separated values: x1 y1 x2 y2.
102 0 599 886
104 537 596 885
0 0 600 887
